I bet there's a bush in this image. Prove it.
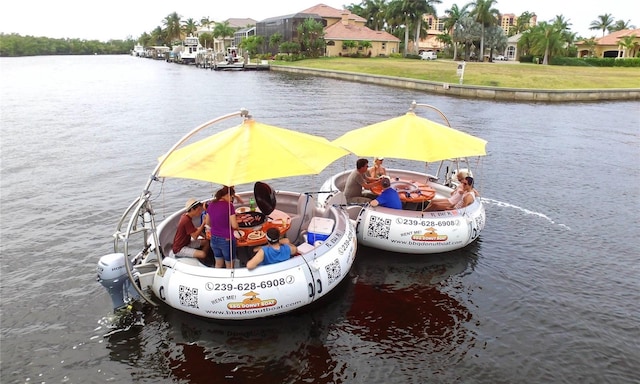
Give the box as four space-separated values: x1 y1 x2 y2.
519 55 534 63
551 57 591 66
579 57 640 67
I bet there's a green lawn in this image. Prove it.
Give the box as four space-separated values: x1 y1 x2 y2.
273 57 640 89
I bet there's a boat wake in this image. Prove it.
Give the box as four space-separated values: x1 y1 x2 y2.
481 197 571 230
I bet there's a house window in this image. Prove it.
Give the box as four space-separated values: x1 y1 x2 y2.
381 43 386 50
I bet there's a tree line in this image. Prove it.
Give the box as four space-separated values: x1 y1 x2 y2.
345 0 637 63
0 33 134 57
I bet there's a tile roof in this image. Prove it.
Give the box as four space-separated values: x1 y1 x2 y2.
597 28 640 44
324 22 400 42
226 18 257 28
299 3 366 23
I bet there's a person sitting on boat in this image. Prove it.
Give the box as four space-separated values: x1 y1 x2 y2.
344 158 383 204
172 198 212 263
370 177 402 209
206 186 240 269
453 170 480 198
368 156 387 178
246 228 298 270
424 176 476 212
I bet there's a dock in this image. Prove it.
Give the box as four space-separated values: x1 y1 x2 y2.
212 60 270 71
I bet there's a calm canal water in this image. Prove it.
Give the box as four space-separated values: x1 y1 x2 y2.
1 55 639 383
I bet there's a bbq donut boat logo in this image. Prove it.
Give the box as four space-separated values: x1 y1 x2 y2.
227 291 277 310
411 227 448 242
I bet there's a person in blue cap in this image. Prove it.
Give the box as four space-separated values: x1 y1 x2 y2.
370 177 402 209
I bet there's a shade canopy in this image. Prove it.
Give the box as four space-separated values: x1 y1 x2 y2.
332 111 487 162
157 118 349 186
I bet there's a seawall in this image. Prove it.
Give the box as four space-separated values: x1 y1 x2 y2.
271 66 640 102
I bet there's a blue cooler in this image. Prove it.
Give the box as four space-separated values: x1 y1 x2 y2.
307 217 335 245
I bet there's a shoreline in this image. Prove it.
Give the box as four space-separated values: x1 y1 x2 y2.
271 65 640 102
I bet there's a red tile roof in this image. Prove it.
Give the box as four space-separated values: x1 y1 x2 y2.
299 3 399 42
299 4 366 23
595 28 640 45
324 22 400 42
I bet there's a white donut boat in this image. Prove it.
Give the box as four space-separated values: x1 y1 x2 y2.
148 190 356 320
96 110 357 320
318 166 485 254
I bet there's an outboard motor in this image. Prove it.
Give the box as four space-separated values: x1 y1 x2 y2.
97 253 140 312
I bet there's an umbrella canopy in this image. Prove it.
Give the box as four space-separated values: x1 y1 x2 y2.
332 111 487 162
157 118 349 186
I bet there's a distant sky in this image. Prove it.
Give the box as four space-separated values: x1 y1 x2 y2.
1 1 637 41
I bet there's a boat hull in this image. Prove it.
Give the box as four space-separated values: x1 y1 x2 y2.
355 200 484 253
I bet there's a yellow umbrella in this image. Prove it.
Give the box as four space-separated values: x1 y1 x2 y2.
332 111 487 162
157 118 349 186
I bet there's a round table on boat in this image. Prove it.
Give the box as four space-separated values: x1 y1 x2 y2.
370 178 435 203
234 207 291 247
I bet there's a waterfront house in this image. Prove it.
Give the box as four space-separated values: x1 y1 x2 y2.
256 3 400 57
575 29 640 58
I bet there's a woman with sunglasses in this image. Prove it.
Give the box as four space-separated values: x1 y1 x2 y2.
424 176 477 212
368 156 387 178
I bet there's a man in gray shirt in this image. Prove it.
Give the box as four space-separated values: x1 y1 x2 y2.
344 158 382 204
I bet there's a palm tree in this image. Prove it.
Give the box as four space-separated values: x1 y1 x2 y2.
150 26 165 46
213 21 236 52
484 25 507 60
359 40 373 56
512 11 535 35
524 21 564 64
581 37 597 57
469 0 500 61
182 18 198 37
200 16 212 31
443 3 470 59
589 14 615 37
405 0 441 54
387 0 412 55
610 20 636 32
618 35 639 58
163 12 183 44
269 32 283 52
360 0 388 31
453 15 482 60
297 18 325 58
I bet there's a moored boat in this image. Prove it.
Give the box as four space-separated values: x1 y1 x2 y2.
97 109 357 320
131 44 145 57
318 101 488 254
176 35 200 64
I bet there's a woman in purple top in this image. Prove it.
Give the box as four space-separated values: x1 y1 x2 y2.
206 186 239 268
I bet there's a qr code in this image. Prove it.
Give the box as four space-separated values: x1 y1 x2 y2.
366 215 392 239
325 258 341 285
179 285 199 308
